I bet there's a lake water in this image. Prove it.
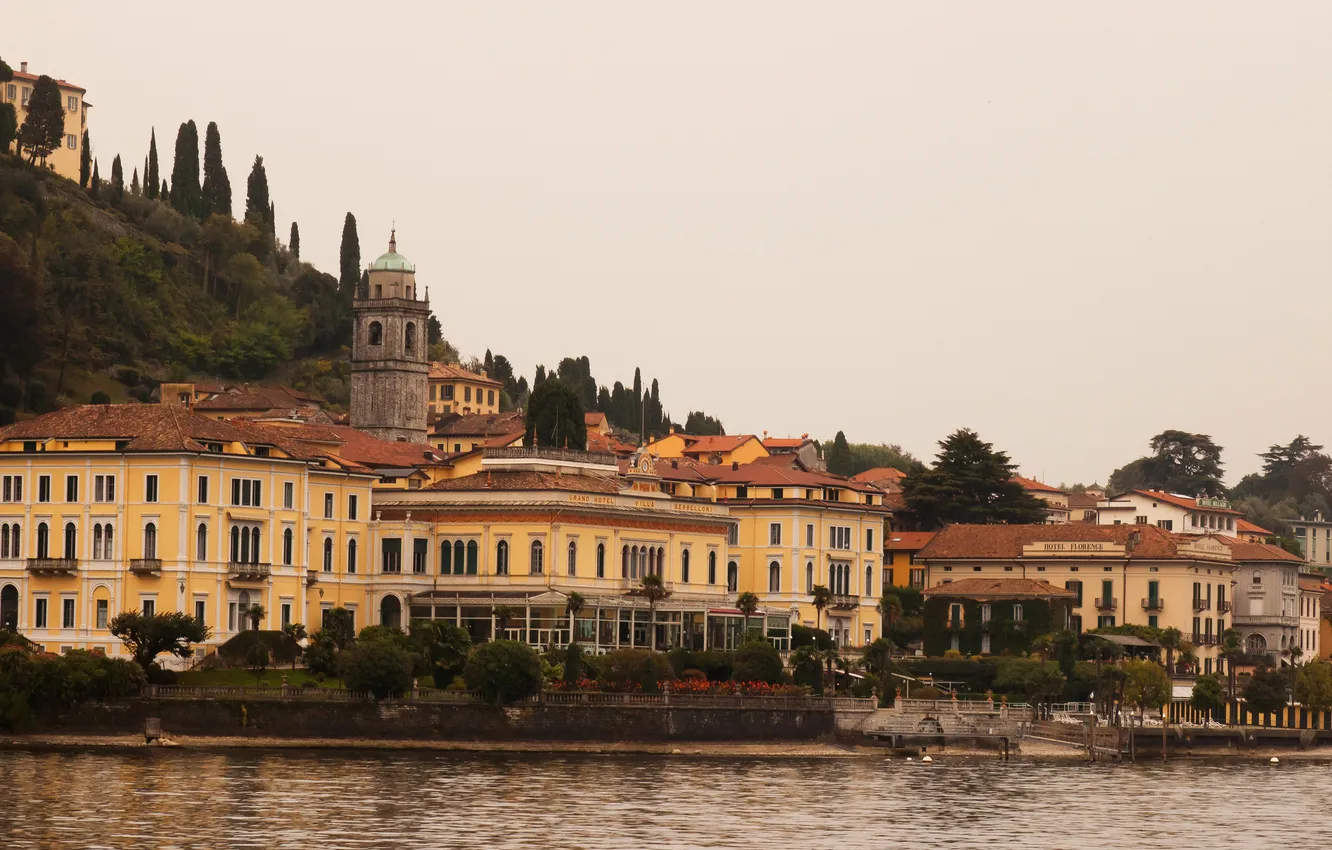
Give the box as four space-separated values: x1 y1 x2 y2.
0 749 1320 849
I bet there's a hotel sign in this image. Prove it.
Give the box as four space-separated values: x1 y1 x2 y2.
1022 541 1126 557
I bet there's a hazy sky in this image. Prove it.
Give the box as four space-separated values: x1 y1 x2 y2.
8 2 1331 485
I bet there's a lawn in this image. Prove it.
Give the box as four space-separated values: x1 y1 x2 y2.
176 668 345 689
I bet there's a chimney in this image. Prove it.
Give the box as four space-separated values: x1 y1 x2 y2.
20 62 28 74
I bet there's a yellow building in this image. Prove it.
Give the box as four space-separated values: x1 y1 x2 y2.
1014 476 1070 524
428 363 502 418
883 531 936 589
657 455 888 648
645 430 770 467
431 412 525 454
3 62 89 183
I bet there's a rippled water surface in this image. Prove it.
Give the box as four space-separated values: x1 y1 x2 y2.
0 749 1322 848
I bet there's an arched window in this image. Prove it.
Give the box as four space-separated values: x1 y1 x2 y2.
104 525 113 559
196 523 207 562
231 526 241 562
348 538 358 574
708 551 717 585
36 522 49 559
622 545 629 578
866 565 874 598
381 594 402 630
567 540 577 576
404 322 416 351
681 549 691 584
440 540 453 574
239 525 250 564
368 321 383 345
530 539 544 574
596 542 606 578
496 540 509 575
323 537 333 572
466 540 478 574
64 522 77 559
806 561 814 593
727 561 738 593
143 523 157 559
0 584 17 631
250 527 260 564
769 561 781 592
93 524 103 560
1 524 9 560
283 528 293 565
454 540 466 576
629 545 639 579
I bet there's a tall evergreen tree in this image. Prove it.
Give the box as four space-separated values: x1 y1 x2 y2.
525 379 588 449
338 213 360 295
903 429 1048 528
632 368 643 438
146 128 159 199
89 159 100 199
244 155 272 233
130 167 140 196
169 120 202 217
110 154 124 202
289 221 300 261
826 431 854 476
17 75 64 165
0 57 15 156
200 121 231 217
160 179 168 199
79 130 91 188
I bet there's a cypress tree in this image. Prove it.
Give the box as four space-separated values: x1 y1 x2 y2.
290 221 300 261
89 159 100 199
632 368 643 438
169 120 202 218
244 155 271 232
110 154 124 201
338 213 360 296
146 128 159 199
79 130 91 188
130 167 140 196
160 179 168 199
200 121 231 218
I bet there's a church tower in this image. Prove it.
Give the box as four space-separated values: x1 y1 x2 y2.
350 231 432 442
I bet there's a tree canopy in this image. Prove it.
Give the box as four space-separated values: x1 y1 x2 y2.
1108 430 1225 497
903 428 1048 528
109 610 210 671
525 377 587 449
169 120 202 218
18 75 64 166
201 121 231 218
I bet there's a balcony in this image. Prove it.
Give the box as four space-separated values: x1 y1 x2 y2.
129 558 162 575
1218 600 1232 614
830 594 859 610
1232 613 1299 628
305 568 321 585
1094 597 1117 611
228 562 271 580
1141 597 1163 612
26 558 78 575
1192 599 1210 612
619 577 676 594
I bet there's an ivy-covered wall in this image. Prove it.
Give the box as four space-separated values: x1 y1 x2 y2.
922 597 1061 656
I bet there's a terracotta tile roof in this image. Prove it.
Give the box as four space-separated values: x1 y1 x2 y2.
1067 492 1100 509
1299 577 1325 593
194 385 320 412
229 421 448 469
762 438 808 449
1237 518 1273 536
923 577 1078 600
587 431 635 455
431 412 525 438
1012 475 1066 494
585 412 606 427
428 362 502 387
653 456 880 496
1115 489 1243 516
427 470 621 494
884 531 937 551
916 523 1187 561
681 435 761 456
10 69 86 93
850 467 907 485
0 404 262 452
1216 537 1305 563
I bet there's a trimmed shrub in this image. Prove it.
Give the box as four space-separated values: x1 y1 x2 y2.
90 391 111 405
598 649 673 693
563 642 584 685
731 640 784 684
463 640 543 704
339 640 413 699
302 633 338 677
217 630 301 667
791 624 832 651
668 648 734 681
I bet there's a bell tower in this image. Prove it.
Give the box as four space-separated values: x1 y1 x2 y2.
350 230 432 442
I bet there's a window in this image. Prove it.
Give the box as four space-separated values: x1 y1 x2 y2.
324 493 334 519
231 478 263 507
727 561 738 592
829 527 851 550
62 598 75 629
36 522 49 558
496 540 509 575
530 540 544 574
1148 615 1158 629
1 475 20 502
727 525 739 545
35 598 48 629
597 542 606 578
805 524 814 547
488 390 495 406
465 386 472 403
283 482 294 509
137 522 156 559
66 475 79 502
1097 615 1115 628
404 322 416 351
865 565 874 597
347 539 357 574
64 522 77 558
283 528 293 566
348 494 358 521
769 561 781 592
196 523 207 561
281 602 292 629
1134 515 1147 525
368 321 383 345
38 475 50 503
66 133 76 149
1156 519 1173 531
142 599 156 617
567 540 577 576
97 599 109 629
867 529 875 551
443 385 455 400
197 476 209 504
67 95 78 111
681 549 690 583
145 474 159 503
772 488 784 500
381 538 402 573
412 539 428 574
769 523 782 546
1065 580 1083 606
4 84 13 100
323 538 334 572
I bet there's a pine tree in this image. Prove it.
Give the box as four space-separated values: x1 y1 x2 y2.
79 130 91 188
130 167 140 196
903 428 1049 528
89 159 100 199
17 75 64 165
146 128 159 199
244 155 271 232
169 120 202 218
338 213 360 295
110 154 124 202
200 121 231 218
290 222 300 261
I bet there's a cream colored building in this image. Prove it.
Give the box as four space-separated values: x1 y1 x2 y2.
428 363 502 418
1095 489 1241 535
1015 476 1070 524
3 61 89 183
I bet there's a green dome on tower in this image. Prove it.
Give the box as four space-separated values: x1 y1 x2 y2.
370 230 415 272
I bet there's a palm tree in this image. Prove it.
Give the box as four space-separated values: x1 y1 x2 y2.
565 591 586 647
246 604 265 631
1219 628 1243 722
640 575 669 649
877 591 902 637
811 585 832 633
492 604 516 640
1158 627 1183 676
1284 643 1304 707
736 591 760 639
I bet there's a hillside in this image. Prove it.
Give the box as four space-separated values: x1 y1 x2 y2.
0 155 351 421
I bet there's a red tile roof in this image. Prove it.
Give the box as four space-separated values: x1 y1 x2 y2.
923 578 1078 600
0 404 263 453
428 363 502 387
1237 518 1273 536
1012 475 1066 494
585 412 606 427
851 467 907 485
762 438 808 449
10 69 86 93
681 435 762 456
227 421 449 469
1217 537 1305 563
1116 489 1243 516
194 385 320 412
427 470 621 494
884 531 937 551
917 524 1187 561
431 412 524 437
587 431 635 455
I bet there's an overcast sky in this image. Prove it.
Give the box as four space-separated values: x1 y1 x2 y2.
8 2 1331 485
